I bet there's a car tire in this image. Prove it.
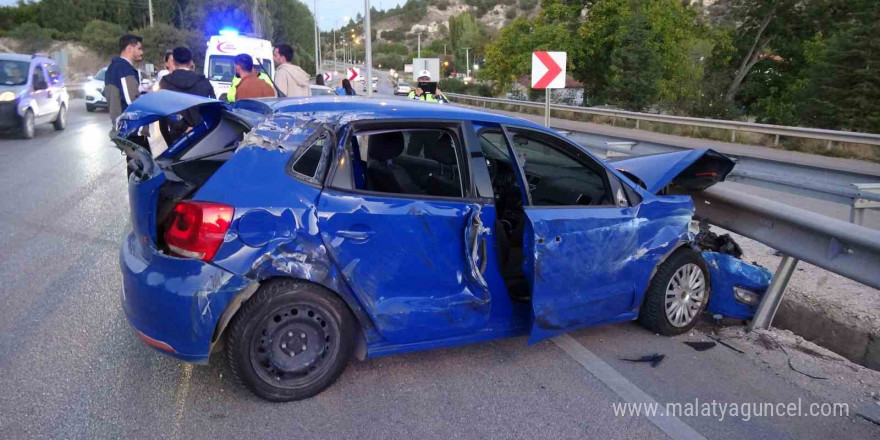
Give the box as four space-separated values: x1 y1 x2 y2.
638 248 710 336
227 279 356 402
20 109 34 139
53 104 67 130
86 104 95 113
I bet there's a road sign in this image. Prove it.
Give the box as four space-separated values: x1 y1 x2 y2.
404 64 413 73
532 51 566 127
531 51 566 89
323 72 332 83
348 67 361 82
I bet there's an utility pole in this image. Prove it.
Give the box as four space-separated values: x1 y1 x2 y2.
313 0 320 75
465 47 470 79
364 0 373 97
417 33 421 58
333 26 337 70
148 0 153 27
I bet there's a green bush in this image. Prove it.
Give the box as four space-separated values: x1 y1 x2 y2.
505 8 517 19
439 78 492 97
9 22 52 54
81 20 125 58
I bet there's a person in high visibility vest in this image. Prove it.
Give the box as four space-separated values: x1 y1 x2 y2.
226 70 274 102
407 70 440 102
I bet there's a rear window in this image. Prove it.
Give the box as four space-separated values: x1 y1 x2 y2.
95 68 106 81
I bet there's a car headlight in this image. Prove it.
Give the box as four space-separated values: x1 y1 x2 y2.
0 91 17 102
733 287 760 305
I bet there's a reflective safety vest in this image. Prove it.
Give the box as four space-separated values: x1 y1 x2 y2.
407 90 439 102
226 72 273 102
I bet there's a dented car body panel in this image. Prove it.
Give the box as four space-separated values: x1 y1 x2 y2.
703 251 773 319
115 93 770 363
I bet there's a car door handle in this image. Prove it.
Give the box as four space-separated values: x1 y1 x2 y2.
337 230 374 241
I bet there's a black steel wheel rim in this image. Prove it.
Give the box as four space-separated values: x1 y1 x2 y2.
249 303 338 389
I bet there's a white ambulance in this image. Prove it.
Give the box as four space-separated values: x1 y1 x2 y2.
204 29 274 98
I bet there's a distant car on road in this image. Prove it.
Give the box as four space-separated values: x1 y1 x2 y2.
84 67 107 112
310 85 338 96
394 80 411 96
362 76 378 93
113 91 771 402
0 53 68 138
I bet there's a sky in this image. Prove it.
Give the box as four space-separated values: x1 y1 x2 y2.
0 0 409 31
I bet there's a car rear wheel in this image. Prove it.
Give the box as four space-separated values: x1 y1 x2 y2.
638 248 709 335
86 103 95 113
227 280 356 402
53 104 67 130
20 109 34 139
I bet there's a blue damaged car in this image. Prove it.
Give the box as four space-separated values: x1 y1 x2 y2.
113 91 771 401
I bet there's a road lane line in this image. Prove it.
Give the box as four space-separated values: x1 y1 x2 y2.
172 363 194 439
552 334 707 440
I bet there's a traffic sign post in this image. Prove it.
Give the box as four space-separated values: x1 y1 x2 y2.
531 51 566 127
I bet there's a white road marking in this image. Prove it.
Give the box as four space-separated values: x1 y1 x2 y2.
553 334 708 440
172 363 194 439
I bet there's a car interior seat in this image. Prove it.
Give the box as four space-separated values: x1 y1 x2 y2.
423 133 461 197
366 131 424 195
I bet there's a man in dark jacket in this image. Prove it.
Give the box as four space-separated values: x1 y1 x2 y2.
158 47 216 144
105 34 143 128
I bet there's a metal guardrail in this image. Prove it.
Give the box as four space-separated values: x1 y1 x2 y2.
685 183 880 329
445 93 880 147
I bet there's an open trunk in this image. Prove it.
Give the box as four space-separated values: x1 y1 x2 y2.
112 91 259 252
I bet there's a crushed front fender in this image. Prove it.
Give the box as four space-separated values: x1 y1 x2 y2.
703 251 772 319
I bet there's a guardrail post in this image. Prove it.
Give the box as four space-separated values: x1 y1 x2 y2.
635 119 640 130
731 130 737 143
851 183 880 226
749 255 799 331
774 134 780 146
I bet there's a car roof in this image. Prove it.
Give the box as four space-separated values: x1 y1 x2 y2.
268 96 547 130
0 53 46 63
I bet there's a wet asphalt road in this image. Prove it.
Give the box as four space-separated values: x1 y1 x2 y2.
0 99 878 440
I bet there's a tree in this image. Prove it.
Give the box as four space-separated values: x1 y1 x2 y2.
9 22 52 54
799 0 880 132
137 23 191 67
80 20 125 57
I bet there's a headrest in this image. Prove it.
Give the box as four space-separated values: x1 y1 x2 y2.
368 132 405 161
424 133 457 165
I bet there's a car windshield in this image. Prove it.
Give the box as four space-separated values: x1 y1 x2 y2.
208 55 271 82
95 68 106 81
398 81 408 86
0 60 29 86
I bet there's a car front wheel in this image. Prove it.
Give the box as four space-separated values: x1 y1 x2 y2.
86 103 95 113
53 104 66 130
21 109 34 139
638 248 709 335
227 280 356 401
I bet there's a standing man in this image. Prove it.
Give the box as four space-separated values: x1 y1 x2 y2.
273 43 310 97
233 54 276 100
105 34 144 126
158 47 216 144
407 70 440 102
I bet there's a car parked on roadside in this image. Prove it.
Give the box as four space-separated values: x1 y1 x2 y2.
0 53 68 138
113 91 771 402
84 67 107 112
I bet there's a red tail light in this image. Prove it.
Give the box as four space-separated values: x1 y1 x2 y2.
164 201 233 261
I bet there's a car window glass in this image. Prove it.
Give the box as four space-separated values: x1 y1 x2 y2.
351 129 464 198
46 64 63 85
292 137 327 179
95 69 106 81
0 60 29 86
508 130 613 207
32 66 46 88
